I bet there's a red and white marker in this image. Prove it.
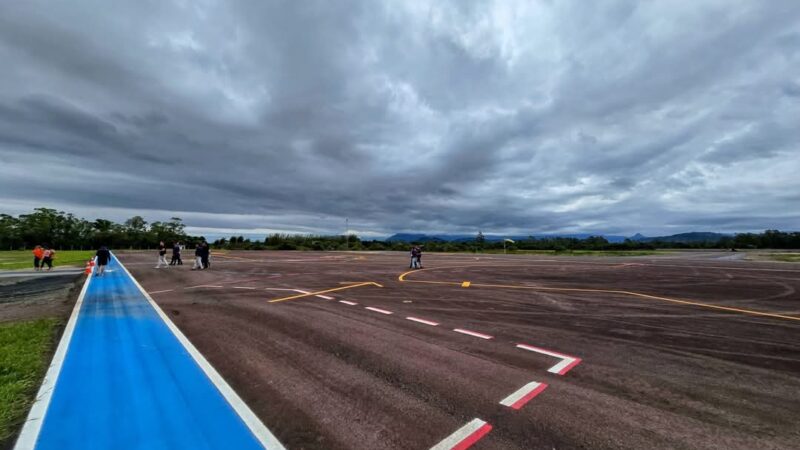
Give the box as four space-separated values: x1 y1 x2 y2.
517 343 581 375
406 316 439 326
453 328 493 340
499 381 548 410
430 418 492 450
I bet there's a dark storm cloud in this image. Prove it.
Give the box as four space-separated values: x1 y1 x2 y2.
1 0 799 236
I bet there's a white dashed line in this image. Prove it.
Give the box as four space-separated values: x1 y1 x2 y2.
365 306 393 315
430 418 492 450
339 300 358 306
499 381 548 410
148 289 174 294
406 317 439 326
453 328 493 340
516 343 582 375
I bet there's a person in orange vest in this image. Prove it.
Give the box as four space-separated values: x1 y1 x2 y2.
41 247 56 271
32 245 44 271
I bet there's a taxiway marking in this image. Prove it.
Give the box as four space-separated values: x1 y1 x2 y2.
430 418 492 450
267 282 383 303
399 267 800 322
453 328 493 340
499 381 548 410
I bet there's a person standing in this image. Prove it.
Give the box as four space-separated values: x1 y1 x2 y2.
95 246 112 276
409 246 419 269
416 246 423 269
155 241 169 268
170 242 182 266
192 243 204 270
201 242 210 269
32 245 44 271
41 247 55 271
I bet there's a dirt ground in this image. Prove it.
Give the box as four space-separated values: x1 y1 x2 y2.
0 274 82 324
120 250 800 450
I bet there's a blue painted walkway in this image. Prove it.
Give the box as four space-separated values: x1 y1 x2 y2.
32 256 270 450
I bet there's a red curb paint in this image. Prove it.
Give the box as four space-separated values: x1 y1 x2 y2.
510 383 548 410
452 423 492 450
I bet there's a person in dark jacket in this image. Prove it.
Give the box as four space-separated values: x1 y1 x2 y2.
155 241 169 268
192 243 204 270
201 242 210 269
95 246 112 276
170 242 182 265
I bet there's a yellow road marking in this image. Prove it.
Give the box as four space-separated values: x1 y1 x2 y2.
268 282 383 303
398 268 800 323
461 281 471 288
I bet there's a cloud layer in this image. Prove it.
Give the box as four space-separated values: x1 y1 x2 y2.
1 1 798 237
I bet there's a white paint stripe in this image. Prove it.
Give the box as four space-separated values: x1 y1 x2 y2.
233 286 256 290
453 328 493 340
365 306 393 315
185 284 224 289
516 343 579 374
264 288 299 291
14 261 94 450
114 254 286 450
548 357 578 374
339 300 358 306
430 418 489 450
516 343 568 359
315 295 334 300
148 289 174 294
499 381 544 407
406 316 439 326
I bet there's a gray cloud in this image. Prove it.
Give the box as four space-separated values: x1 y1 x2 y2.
1 0 799 237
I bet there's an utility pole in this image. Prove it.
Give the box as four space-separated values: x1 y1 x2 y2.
345 218 349 251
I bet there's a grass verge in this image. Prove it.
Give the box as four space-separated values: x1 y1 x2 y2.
0 250 95 270
0 319 60 445
480 249 668 256
764 253 800 262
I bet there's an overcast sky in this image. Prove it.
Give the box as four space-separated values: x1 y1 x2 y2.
0 1 798 238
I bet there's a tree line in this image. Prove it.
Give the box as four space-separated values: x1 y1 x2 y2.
0 208 197 250
1 208 798 251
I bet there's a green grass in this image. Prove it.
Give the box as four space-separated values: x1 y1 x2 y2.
765 253 800 262
0 319 60 444
479 249 667 257
0 250 95 270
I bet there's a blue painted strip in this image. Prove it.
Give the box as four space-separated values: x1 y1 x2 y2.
35 257 266 450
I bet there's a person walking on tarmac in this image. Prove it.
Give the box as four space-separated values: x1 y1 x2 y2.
192 243 204 270
410 246 420 269
32 245 44 271
95 246 112 276
155 241 169 268
170 242 182 265
201 242 211 269
41 247 55 271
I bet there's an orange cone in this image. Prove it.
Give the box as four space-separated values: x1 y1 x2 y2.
85 262 92 274
89 259 95 267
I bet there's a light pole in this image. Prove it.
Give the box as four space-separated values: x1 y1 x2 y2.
345 218 349 251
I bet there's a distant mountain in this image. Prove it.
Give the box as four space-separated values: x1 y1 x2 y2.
385 233 629 243
630 232 730 243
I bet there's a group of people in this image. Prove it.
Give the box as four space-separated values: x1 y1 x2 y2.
409 245 423 269
155 241 210 270
32 245 56 271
